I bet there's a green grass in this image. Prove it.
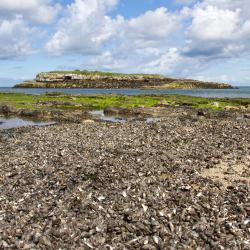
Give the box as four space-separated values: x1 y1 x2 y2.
0 92 249 112
84 174 98 181
48 69 164 79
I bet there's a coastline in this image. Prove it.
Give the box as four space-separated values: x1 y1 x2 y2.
1 86 250 99
13 83 233 89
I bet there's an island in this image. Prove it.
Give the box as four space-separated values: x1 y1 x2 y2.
14 70 233 89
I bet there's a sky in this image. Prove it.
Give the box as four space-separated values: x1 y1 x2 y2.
0 0 250 86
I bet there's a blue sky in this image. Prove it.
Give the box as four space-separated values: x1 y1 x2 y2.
0 0 250 86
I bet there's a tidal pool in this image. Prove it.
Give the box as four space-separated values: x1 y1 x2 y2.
89 110 162 123
89 110 126 123
0 117 55 130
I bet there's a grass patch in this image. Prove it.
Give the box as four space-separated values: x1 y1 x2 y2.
84 174 98 181
48 69 164 79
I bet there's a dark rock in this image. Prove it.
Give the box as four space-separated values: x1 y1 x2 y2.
0 104 17 114
197 110 206 116
104 106 141 116
18 109 43 118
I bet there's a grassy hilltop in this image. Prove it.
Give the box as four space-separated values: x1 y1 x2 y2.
48 70 164 79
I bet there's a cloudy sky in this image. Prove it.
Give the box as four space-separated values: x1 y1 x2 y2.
1 0 250 86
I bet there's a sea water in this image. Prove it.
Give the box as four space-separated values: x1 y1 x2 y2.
0 87 250 98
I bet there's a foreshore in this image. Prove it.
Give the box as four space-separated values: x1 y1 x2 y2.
1 92 250 123
0 106 249 248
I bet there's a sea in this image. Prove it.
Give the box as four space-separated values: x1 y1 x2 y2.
0 86 250 98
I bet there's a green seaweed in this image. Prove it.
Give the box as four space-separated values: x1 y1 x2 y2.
0 92 249 111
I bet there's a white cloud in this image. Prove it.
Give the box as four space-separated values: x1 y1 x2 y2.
47 3 183 76
0 17 34 59
0 0 60 24
135 48 182 74
127 7 179 41
114 7 182 55
46 2 182 54
0 0 59 59
46 0 121 54
191 74 235 84
200 0 250 19
183 5 250 58
188 6 240 41
89 51 129 71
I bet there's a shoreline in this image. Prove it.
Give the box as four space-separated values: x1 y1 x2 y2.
13 84 233 89
1 87 250 100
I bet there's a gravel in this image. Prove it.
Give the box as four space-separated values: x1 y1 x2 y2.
0 113 249 249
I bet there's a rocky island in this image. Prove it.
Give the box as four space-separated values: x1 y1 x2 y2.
14 70 233 89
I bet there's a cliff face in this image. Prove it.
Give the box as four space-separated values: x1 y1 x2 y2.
14 70 233 89
36 71 166 81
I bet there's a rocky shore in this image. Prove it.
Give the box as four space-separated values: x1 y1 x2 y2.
2 92 249 125
14 70 233 89
0 109 249 249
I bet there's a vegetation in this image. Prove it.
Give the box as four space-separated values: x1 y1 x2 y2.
0 92 249 111
49 69 165 79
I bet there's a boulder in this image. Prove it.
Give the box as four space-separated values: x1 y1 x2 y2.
243 113 250 119
18 109 43 118
0 104 17 114
197 110 206 116
104 106 141 116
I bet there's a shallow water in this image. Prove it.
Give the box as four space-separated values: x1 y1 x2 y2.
89 110 163 123
89 110 126 123
0 87 250 98
146 117 162 123
0 117 55 130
